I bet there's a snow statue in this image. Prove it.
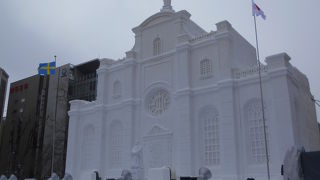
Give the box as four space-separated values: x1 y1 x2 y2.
131 142 144 180
164 0 171 6
0 175 7 180
62 173 73 180
93 171 101 180
48 172 60 180
161 0 174 12
8 175 17 180
117 170 132 180
198 167 212 180
283 146 304 180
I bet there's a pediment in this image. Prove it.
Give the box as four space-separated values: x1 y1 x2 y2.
142 12 174 27
132 10 191 34
132 12 174 33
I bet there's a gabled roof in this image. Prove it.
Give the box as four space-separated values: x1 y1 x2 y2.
132 10 206 38
132 11 176 33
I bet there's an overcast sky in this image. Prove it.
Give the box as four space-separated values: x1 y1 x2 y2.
1 0 320 121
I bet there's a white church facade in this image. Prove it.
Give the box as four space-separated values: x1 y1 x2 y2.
65 1 320 179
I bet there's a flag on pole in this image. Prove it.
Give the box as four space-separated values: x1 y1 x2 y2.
38 61 56 75
252 0 266 20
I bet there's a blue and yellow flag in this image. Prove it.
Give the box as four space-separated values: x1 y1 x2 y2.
38 61 56 75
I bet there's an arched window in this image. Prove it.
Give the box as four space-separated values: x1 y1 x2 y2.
110 121 124 168
153 37 161 56
81 125 95 170
200 59 212 79
113 81 121 99
200 106 220 166
245 99 268 164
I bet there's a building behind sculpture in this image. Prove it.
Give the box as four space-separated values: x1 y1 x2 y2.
66 1 320 180
0 75 49 179
40 59 99 179
0 117 6 157
0 67 9 120
319 123 320 141
0 67 9 157
0 60 99 179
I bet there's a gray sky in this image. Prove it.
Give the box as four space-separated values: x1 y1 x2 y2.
1 0 320 122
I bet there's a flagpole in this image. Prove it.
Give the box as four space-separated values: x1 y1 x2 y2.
253 10 271 180
51 55 59 175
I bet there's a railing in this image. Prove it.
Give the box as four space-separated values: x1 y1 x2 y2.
189 31 217 43
233 65 269 79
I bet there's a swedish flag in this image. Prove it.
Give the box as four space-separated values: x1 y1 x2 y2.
38 61 56 75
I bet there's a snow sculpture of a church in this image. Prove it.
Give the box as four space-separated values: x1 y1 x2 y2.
65 1 320 179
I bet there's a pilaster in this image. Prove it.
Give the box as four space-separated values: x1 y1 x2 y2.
216 21 233 80
97 59 113 104
174 39 193 177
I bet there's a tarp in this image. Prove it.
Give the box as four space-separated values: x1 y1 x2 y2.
301 151 320 180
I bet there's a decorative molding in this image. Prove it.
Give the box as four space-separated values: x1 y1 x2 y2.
140 50 176 64
143 124 173 168
191 79 234 96
106 99 141 111
173 88 192 97
146 124 171 137
146 89 170 116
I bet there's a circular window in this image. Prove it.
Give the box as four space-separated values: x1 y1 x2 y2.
147 89 170 116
